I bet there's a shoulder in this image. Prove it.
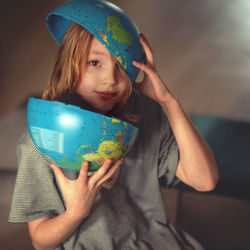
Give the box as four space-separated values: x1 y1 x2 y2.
18 130 36 147
128 90 172 142
17 130 50 168
17 130 78 180
127 90 169 146
127 89 162 118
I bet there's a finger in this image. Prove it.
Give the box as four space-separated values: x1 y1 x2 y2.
139 34 154 66
50 163 66 184
88 158 113 187
140 33 153 54
78 161 89 183
102 165 121 189
133 61 155 78
140 33 151 46
133 61 148 72
97 159 123 187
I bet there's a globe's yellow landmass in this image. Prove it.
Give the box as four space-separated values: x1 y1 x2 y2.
100 29 109 46
82 140 122 163
56 117 136 172
115 56 127 69
111 118 120 124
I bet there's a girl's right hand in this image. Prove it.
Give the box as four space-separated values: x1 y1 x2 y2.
50 158 123 221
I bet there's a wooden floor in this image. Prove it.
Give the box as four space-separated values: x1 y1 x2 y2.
1 0 250 249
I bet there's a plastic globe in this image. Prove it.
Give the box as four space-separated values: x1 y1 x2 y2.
46 0 144 83
26 97 139 172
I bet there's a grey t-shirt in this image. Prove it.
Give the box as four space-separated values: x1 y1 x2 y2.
9 90 204 250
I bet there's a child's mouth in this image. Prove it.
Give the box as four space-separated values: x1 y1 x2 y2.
96 91 117 99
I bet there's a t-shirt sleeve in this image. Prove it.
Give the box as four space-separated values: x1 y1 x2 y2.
158 108 180 187
8 131 66 223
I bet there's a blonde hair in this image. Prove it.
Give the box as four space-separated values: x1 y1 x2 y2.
43 22 140 124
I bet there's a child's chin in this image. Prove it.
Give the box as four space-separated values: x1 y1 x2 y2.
95 107 112 115
55 91 117 117
56 91 101 113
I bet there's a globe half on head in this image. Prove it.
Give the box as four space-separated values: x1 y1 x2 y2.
27 97 139 172
46 0 144 83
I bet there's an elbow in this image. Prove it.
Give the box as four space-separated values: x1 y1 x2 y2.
30 234 54 250
31 241 41 250
31 241 52 250
195 171 219 192
31 241 43 250
195 181 216 192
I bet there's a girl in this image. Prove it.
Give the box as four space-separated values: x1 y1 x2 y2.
9 0 219 249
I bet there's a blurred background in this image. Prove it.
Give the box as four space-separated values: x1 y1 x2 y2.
1 0 250 249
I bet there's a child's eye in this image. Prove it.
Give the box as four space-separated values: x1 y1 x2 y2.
89 60 101 67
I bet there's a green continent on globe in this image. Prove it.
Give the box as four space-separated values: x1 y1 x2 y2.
81 130 124 167
106 16 132 47
56 155 84 172
56 151 102 172
56 121 136 172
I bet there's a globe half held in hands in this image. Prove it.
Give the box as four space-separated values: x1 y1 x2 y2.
26 97 139 172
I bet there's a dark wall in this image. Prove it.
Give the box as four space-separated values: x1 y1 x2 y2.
1 0 250 121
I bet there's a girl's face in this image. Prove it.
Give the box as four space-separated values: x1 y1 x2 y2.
77 37 128 114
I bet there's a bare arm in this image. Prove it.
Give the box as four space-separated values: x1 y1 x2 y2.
28 159 122 250
160 96 218 191
28 212 82 250
133 33 219 192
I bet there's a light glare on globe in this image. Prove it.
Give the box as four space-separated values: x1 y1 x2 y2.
59 114 78 127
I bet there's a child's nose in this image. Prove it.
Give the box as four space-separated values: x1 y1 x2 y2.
103 67 116 86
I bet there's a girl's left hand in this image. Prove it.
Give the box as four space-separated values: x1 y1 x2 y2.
133 34 171 104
